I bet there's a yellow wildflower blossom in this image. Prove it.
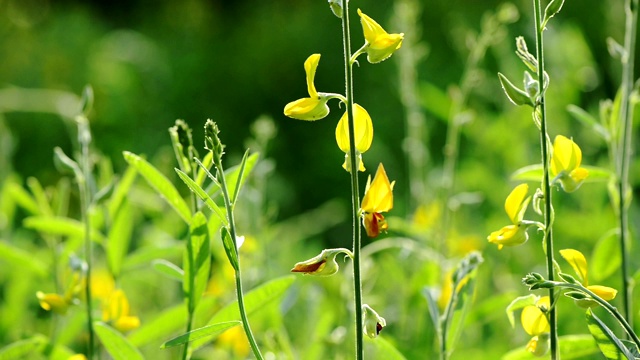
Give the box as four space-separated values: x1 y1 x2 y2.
357 9 404 63
361 163 395 237
487 184 531 249
550 135 589 192
284 54 330 121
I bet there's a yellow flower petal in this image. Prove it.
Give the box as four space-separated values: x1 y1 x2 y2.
587 285 618 301
505 184 529 224
487 224 528 250
551 135 582 175
36 291 69 314
361 163 394 213
114 316 141 332
304 54 321 98
335 103 373 153
521 305 550 336
357 9 404 63
284 97 330 121
559 249 588 285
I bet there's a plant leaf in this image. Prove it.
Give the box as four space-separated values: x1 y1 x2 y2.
108 164 138 220
123 151 191 223
511 164 543 182
0 241 48 277
567 104 609 141
94 322 144 360
23 216 107 244
184 212 211 313
175 168 227 225
422 287 441 332
225 151 259 205
107 199 134 278
152 259 184 282
220 227 239 271
586 308 635 359
161 321 241 348
502 334 599 359
591 229 621 282
505 294 538 328
0 335 47 359
364 336 407 360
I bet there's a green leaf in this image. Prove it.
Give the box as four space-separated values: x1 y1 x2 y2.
419 81 452 123
108 164 138 220
220 227 239 271
0 241 48 277
122 244 183 273
94 322 144 360
227 151 258 205
586 308 635 359
0 335 47 359
128 304 186 347
498 72 534 107
581 166 614 182
422 287 441 332
161 321 240 348
502 334 599 360
190 275 296 351
23 216 107 244
195 151 214 187
26 177 53 216
543 0 565 26
123 151 191 223
152 259 184 282
107 199 134 278
364 336 407 360
511 164 543 182
184 212 211 313
175 168 227 225
6 181 40 215
567 104 609 141
505 294 538 328
591 229 621 282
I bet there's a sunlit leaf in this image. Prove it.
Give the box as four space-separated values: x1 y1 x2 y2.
0 335 47 359
505 294 538 328
161 321 240 348
591 229 621 282
175 168 227 224
23 216 107 244
586 308 635 359
107 199 134 278
152 259 184 282
567 104 609 141
184 212 211 313
0 241 48 277
225 152 259 206
95 322 144 360
364 336 407 360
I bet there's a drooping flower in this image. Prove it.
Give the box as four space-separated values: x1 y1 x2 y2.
361 163 395 238
487 184 531 250
362 304 386 338
550 135 589 192
335 103 373 172
357 9 404 63
102 289 140 332
290 248 354 276
559 249 617 307
521 296 550 357
284 54 330 121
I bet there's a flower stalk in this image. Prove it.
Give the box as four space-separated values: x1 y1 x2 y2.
532 0 558 357
339 2 365 358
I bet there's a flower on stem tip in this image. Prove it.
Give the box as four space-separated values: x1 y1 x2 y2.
521 296 550 357
361 163 395 238
559 249 617 307
102 289 140 332
357 9 404 63
362 304 386 338
487 184 531 250
550 135 589 192
290 248 353 276
284 54 330 121
335 103 373 172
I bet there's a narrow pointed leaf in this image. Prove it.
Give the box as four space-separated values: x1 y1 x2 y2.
220 227 238 270
422 287 441 332
567 104 609 140
0 242 48 277
123 151 191 223
231 150 252 205
0 335 47 359
152 259 184 282
511 164 543 182
586 308 635 359
107 199 134 278
24 216 107 244
184 212 211 313
161 321 241 348
498 73 534 107
195 151 214 187
108 164 138 220
364 336 407 360
94 322 144 360
225 152 259 205
175 168 227 225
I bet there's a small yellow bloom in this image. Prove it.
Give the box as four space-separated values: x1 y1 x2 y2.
357 9 404 63
102 289 140 332
361 163 395 238
559 249 617 307
335 103 373 172
487 184 531 250
521 297 550 357
218 325 249 358
290 248 353 276
284 54 330 121
362 304 386 338
550 135 589 192
36 292 70 315
526 333 550 357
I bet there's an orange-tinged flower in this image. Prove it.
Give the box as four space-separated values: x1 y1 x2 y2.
550 135 589 192
361 163 395 237
336 103 373 172
487 184 531 249
284 54 330 121
102 289 140 332
357 9 404 63
291 248 353 276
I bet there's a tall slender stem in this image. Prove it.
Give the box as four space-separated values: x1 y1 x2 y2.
532 1 558 358
340 2 364 359
617 0 637 329
213 154 263 360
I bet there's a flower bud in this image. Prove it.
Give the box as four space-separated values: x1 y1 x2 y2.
362 304 386 338
291 248 353 276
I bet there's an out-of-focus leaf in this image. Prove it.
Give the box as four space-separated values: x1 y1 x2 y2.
6 181 40 215
364 336 407 360
194 151 214 187
107 199 134 278
505 294 537 328
502 334 599 359
419 81 452 122
26 177 53 216
0 241 48 277
94 322 144 360
587 308 635 359
161 321 240 348
128 305 186 347
184 212 211 313
567 104 609 141
122 244 183 272
190 275 296 351
511 164 543 182
123 151 191 224
152 259 184 282
591 229 621 282
108 164 138 220
422 287 441 332
0 335 47 359
23 216 106 244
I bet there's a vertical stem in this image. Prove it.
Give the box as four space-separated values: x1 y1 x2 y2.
340 2 364 359
181 312 193 360
78 117 95 360
617 0 637 330
214 156 264 360
532 1 558 358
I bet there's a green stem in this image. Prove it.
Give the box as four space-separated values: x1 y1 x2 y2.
77 117 95 360
340 2 364 359
213 155 263 360
532 1 558 358
181 311 194 360
617 0 637 330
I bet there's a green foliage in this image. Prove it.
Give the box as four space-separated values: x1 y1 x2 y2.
95 322 145 360
586 309 637 359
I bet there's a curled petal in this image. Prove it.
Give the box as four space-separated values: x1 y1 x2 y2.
304 54 321 98
487 224 528 250
358 9 404 63
505 183 530 224
284 97 330 121
363 212 388 238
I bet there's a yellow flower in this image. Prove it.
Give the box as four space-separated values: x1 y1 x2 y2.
102 289 140 332
284 54 330 121
290 248 353 276
362 304 386 338
550 135 589 192
521 296 550 357
218 326 249 358
68 354 88 360
335 103 373 172
357 9 404 63
361 163 395 238
36 292 70 314
487 184 531 250
560 249 617 307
